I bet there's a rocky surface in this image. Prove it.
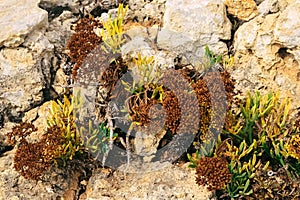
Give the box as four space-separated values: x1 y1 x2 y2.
0 0 48 47
0 148 87 200
0 0 300 199
0 47 45 118
0 0 58 121
232 0 300 109
225 0 258 21
160 0 232 64
126 0 166 25
86 163 214 200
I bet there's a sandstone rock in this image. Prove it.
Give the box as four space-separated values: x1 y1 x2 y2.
86 163 213 200
225 0 258 21
159 0 231 64
0 0 48 48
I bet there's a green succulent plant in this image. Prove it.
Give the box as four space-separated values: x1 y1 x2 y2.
194 45 226 74
95 4 128 54
188 90 300 198
47 95 83 166
130 52 164 85
187 138 216 168
204 45 222 68
81 121 117 160
225 139 269 199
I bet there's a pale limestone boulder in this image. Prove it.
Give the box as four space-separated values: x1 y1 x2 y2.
159 0 231 63
232 0 300 109
257 0 289 16
0 0 48 48
234 0 300 66
0 48 46 117
274 1 300 64
225 0 258 21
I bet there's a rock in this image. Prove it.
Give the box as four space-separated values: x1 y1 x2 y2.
0 149 84 200
86 163 213 200
23 30 54 55
0 122 17 150
232 0 300 108
22 101 52 143
0 0 48 48
234 0 300 66
122 24 176 68
159 0 231 64
0 0 73 122
225 0 258 21
0 48 46 118
127 0 166 26
274 1 300 51
45 10 77 52
53 68 68 95
121 35 154 59
163 0 231 40
257 0 288 16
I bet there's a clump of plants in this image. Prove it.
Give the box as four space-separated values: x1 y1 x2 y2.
46 95 84 165
6 95 79 179
188 91 300 199
6 93 116 180
95 3 128 53
58 3 300 199
6 122 65 180
6 2 241 184
66 1 237 165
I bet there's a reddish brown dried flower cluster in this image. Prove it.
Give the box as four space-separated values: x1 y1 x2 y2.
161 70 200 134
114 68 235 136
6 122 37 145
99 55 128 95
127 95 158 126
162 90 181 133
196 157 231 191
40 126 65 163
6 123 67 180
192 70 235 140
14 141 51 180
66 17 103 79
